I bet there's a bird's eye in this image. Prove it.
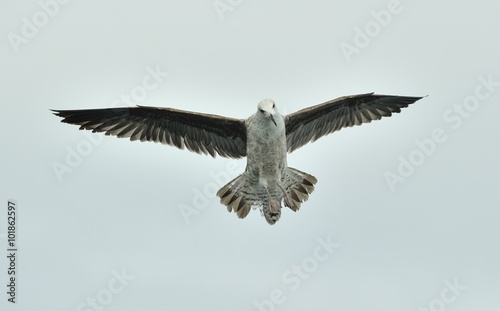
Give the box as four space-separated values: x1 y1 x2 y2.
272 104 275 108
259 109 264 113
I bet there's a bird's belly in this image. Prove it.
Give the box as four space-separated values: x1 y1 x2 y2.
246 135 287 184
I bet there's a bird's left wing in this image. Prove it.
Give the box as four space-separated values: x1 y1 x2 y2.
285 93 424 153
52 106 247 158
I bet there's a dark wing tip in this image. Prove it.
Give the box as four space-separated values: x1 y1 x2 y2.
50 109 86 123
374 94 426 109
50 109 62 116
375 94 425 100
51 109 74 122
51 108 85 118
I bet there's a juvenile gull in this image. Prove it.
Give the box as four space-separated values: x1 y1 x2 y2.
52 93 423 224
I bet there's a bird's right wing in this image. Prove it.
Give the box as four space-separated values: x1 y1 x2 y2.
285 93 424 152
52 105 247 158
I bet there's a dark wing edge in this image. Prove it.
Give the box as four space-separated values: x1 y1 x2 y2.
51 106 247 159
285 93 425 153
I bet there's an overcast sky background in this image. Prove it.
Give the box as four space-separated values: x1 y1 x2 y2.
1 0 499 310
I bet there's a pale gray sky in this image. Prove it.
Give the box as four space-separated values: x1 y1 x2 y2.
1 0 499 310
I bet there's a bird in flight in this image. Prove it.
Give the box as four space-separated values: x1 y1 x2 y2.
52 93 423 224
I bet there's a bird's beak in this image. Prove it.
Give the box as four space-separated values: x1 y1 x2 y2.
269 114 277 126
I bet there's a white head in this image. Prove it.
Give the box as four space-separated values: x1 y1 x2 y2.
257 99 278 126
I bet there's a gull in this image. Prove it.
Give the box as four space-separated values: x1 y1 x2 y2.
52 93 423 224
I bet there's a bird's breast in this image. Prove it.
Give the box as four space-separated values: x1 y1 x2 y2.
246 115 287 179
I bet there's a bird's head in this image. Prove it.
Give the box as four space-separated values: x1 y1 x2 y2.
257 99 277 126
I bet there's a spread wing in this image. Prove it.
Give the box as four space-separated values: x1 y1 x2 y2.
285 93 424 152
52 106 247 158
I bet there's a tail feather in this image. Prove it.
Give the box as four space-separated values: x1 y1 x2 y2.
263 198 281 225
283 167 317 212
216 175 254 219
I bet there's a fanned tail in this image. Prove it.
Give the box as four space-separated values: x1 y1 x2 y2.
216 168 317 224
216 174 282 224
